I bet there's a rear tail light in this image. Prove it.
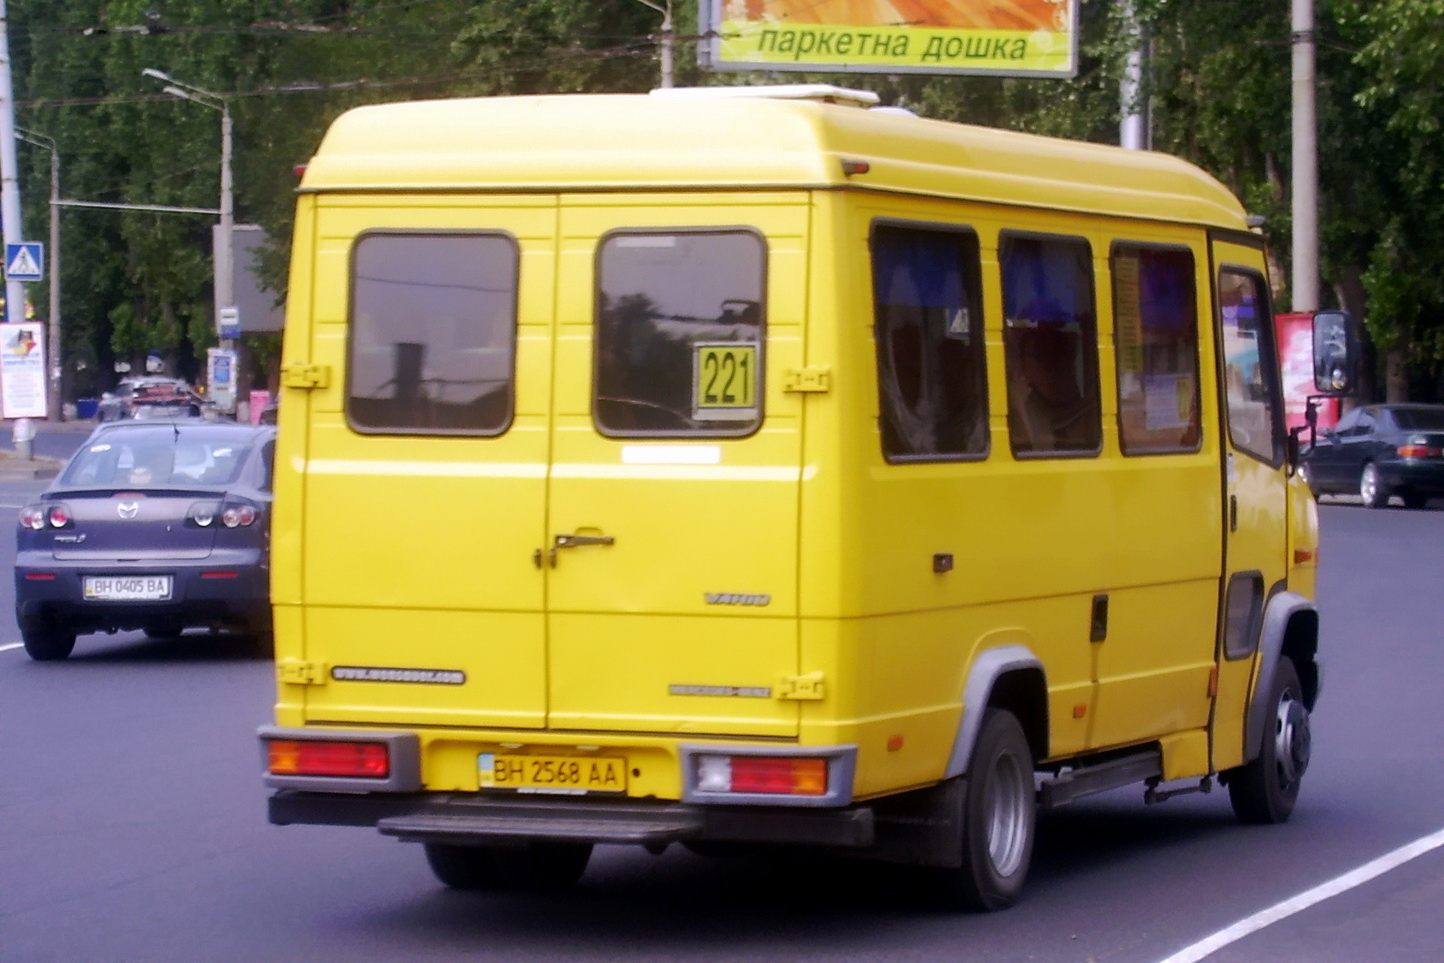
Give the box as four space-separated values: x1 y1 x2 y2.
694 754 828 796
188 499 259 528
222 503 257 528
19 503 73 529
1397 443 1442 459
267 739 390 779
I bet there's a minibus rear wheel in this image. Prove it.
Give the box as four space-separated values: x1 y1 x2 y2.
424 843 502 890
933 707 1036 911
492 842 592 893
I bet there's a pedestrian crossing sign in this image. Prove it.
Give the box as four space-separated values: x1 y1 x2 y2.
4 243 43 282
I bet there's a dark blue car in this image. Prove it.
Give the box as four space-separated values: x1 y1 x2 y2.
14 420 277 660
1300 403 1444 509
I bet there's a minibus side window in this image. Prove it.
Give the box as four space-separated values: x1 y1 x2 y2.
1001 234 1102 456
347 232 518 435
1112 245 1201 454
1218 269 1284 465
594 230 765 437
871 223 988 461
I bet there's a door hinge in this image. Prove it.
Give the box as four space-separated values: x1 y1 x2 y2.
783 366 832 393
278 659 326 686
281 363 331 390
778 672 826 701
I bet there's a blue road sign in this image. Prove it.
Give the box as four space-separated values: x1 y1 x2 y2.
4 242 43 282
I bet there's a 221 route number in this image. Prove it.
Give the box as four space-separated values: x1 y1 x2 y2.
693 343 758 420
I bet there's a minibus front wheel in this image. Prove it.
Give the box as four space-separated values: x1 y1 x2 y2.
933 707 1036 911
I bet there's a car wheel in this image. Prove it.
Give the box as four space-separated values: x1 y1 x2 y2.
1228 657 1310 824
22 622 77 661
1359 463 1387 508
931 708 1035 911
424 843 502 890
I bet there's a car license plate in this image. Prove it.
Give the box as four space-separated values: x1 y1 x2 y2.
83 575 173 601
478 753 627 795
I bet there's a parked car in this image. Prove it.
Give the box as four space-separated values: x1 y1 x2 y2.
1299 403 1444 508
14 420 277 660
96 377 208 422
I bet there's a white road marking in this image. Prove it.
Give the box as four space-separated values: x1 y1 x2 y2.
1 642 23 653
1159 826 1444 962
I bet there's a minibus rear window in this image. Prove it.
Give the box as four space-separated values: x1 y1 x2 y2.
347 232 518 435
871 223 988 461
594 230 765 437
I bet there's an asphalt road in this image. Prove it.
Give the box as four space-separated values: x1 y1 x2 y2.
2 450 1442 961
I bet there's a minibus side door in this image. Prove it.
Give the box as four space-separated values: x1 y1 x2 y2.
1210 239 1289 771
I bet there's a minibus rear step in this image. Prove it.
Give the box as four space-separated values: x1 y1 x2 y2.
1037 749 1162 810
376 795 875 848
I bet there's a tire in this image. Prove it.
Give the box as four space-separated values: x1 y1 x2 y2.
934 708 1036 911
1359 463 1387 508
1228 657 1311 824
424 843 502 890
492 842 592 893
22 622 77 661
1401 489 1429 510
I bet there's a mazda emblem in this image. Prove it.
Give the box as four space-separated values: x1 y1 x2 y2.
117 501 139 520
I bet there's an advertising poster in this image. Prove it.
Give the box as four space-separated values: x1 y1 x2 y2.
0 322 48 419
701 0 1078 77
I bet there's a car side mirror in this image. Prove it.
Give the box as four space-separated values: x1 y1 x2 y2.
1312 310 1361 396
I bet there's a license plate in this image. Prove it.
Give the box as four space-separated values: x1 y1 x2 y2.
83 575 173 601
478 753 627 795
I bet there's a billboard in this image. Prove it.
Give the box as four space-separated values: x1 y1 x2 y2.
700 0 1078 78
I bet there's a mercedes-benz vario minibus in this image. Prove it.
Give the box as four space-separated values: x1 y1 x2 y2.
260 85 1323 910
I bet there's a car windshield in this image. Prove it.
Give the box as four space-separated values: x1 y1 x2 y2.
60 428 257 488
1392 407 1444 432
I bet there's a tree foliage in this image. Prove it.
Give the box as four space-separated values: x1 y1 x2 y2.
9 0 1444 401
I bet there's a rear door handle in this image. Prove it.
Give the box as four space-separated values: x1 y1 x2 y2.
535 532 615 568
554 533 615 550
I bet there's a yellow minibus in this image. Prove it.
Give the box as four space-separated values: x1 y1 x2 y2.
260 85 1326 909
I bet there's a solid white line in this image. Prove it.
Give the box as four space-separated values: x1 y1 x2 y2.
0 642 23 653
1159 826 1444 963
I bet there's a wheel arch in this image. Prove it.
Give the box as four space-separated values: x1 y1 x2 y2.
1243 592 1320 764
944 643 1048 779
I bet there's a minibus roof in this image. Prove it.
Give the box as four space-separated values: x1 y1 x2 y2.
301 90 1248 230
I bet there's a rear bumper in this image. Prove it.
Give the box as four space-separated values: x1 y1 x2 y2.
267 788 876 850
14 550 269 633
1381 461 1444 495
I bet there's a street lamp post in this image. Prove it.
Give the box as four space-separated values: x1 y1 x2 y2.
630 0 674 88
15 127 60 421
141 69 234 351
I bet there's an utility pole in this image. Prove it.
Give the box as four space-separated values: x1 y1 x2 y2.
0 0 36 454
16 128 59 421
1291 0 1319 313
1119 0 1150 151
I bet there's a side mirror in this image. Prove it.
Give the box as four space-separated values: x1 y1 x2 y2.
1312 310 1360 395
